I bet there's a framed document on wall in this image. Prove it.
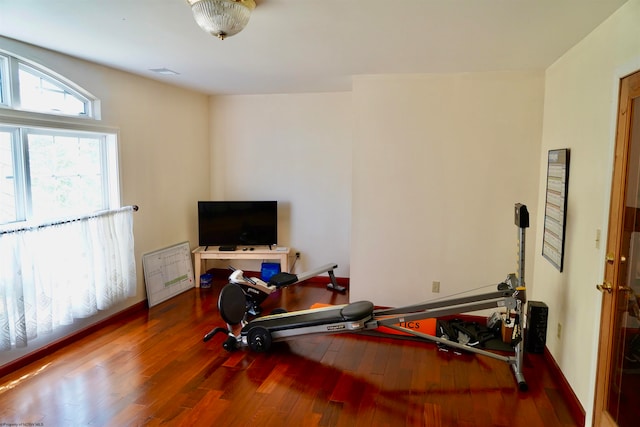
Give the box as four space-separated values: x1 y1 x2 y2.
542 149 570 271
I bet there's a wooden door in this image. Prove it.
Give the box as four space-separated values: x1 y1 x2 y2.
594 70 640 426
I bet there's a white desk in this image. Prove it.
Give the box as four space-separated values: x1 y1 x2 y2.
192 246 290 287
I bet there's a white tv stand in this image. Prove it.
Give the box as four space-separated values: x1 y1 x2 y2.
192 246 291 287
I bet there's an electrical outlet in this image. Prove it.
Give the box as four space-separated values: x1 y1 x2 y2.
557 323 562 339
432 281 440 293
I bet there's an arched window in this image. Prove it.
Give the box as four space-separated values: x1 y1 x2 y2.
18 63 92 117
0 51 119 228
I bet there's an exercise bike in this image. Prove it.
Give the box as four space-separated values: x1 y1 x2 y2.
204 203 530 391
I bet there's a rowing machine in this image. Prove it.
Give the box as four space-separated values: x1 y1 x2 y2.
203 262 345 346
205 203 530 390
227 262 343 316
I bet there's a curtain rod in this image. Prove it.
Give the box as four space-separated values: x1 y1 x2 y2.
0 205 139 236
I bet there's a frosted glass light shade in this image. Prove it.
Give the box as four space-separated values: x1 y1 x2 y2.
187 0 256 40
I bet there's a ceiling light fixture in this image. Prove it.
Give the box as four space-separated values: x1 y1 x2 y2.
186 0 256 40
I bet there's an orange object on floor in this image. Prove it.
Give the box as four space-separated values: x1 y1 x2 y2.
377 317 437 337
309 303 437 337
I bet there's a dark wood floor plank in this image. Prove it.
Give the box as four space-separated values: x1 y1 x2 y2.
0 276 580 426
170 389 227 426
423 402 443 427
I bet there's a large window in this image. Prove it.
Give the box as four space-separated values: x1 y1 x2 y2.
0 49 131 353
0 126 119 225
0 50 119 229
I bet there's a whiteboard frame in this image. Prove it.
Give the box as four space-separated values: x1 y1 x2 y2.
142 241 195 307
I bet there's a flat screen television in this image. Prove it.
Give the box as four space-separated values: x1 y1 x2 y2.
198 201 278 247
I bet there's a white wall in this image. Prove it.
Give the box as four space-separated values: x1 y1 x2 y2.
531 0 640 423
350 72 544 308
0 37 210 365
209 93 352 276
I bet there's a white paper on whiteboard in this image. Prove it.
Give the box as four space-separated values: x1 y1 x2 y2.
142 241 194 307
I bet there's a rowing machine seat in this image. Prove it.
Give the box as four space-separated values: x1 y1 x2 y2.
341 301 374 320
268 272 298 288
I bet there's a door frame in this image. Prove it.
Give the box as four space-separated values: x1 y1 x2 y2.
593 69 640 426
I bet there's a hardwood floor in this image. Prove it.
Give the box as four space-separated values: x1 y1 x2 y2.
0 275 579 426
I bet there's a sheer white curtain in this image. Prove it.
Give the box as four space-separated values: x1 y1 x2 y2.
0 206 136 350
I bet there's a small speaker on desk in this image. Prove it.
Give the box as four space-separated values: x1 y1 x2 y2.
526 301 548 354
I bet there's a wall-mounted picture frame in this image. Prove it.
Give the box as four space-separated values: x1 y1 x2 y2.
542 148 570 271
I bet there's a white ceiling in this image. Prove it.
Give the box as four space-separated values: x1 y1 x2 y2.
0 0 630 95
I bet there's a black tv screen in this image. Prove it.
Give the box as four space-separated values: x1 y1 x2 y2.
198 201 278 247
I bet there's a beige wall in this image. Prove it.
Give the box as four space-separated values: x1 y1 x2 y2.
208 75 545 299
209 93 353 276
532 0 640 422
349 72 544 308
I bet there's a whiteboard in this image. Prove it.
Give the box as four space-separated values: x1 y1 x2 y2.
142 241 195 307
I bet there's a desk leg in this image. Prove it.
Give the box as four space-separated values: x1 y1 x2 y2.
194 253 202 288
281 254 289 273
